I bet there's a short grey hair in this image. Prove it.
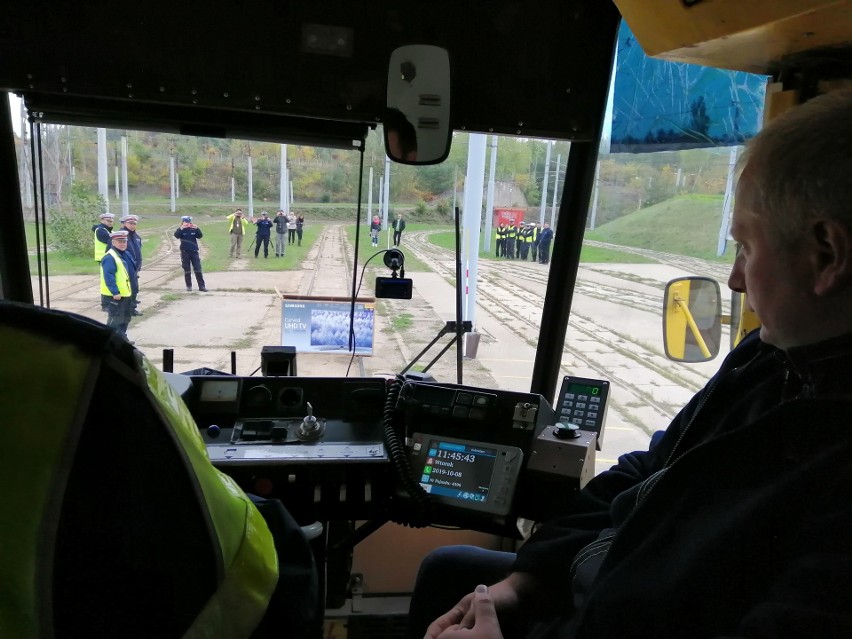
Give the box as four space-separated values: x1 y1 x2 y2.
739 88 852 245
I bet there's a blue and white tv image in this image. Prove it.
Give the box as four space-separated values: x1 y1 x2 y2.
281 298 375 355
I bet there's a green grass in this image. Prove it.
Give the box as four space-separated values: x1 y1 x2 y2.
26 219 176 275
428 230 655 263
585 194 736 262
390 313 414 331
345 222 437 274
198 219 317 272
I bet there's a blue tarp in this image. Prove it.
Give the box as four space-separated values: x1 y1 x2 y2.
611 22 769 152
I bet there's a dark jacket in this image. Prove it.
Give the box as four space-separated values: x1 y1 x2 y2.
102 248 139 296
174 226 203 251
122 227 143 271
274 216 288 234
538 228 553 245
515 330 852 638
255 218 274 238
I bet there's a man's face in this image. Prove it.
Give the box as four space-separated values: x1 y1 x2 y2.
112 238 128 251
124 220 137 230
103 218 113 228
728 168 813 349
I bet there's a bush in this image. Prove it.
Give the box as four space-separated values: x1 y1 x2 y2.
414 200 428 215
49 183 107 257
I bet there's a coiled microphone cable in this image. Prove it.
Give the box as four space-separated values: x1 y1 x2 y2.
382 376 432 527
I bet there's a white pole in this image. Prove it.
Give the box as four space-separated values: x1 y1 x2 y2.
114 164 120 200
463 133 487 330
367 166 374 218
97 128 110 214
176 172 180 199
247 153 254 217
539 140 552 224
279 144 288 211
452 165 458 220
483 136 498 253
383 155 391 248
230 176 235 202
717 146 739 256
121 136 129 216
550 154 561 229
378 176 384 223
289 180 294 206
169 153 176 213
676 167 683 191
589 160 602 230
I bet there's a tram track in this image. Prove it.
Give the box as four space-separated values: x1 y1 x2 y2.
44 227 184 312
400 230 722 431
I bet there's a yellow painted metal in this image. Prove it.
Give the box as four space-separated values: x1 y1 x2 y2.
732 293 763 347
665 279 690 359
613 0 852 73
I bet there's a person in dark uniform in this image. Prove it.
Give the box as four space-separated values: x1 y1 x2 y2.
174 216 207 291
99 230 138 339
504 224 516 260
530 222 541 262
120 214 143 316
537 223 554 264
495 223 505 258
93 212 115 310
254 211 274 258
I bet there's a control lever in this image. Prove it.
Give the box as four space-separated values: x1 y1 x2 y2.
297 402 326 441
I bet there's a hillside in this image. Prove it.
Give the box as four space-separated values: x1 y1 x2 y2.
585 194 736 262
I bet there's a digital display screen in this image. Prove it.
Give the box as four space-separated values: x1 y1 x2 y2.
419 439 497 504
199 380 240 402
567 382 601 397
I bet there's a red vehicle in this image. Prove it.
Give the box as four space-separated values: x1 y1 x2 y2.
493 207 526 227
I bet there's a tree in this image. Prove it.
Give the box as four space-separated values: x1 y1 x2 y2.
49 182 107 257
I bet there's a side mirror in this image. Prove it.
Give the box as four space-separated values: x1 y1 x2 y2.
662 277 722 362
385 45 451 165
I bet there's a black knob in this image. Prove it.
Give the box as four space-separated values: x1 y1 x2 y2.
207 424 221 439
553 423 580 439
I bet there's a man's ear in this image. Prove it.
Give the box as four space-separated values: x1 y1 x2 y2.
811 219 852 295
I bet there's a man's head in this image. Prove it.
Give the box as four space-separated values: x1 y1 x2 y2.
110 230 129 250
728 89 852 350
397 213 403 219
181 216 193 228
120 215 139 229
262 211 269 218
99 213 114 228
235 209 243 217
277 209 284 216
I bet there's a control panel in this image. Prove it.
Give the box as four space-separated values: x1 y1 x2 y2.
555 376 609 450
408 433 523 517
175 376 388 464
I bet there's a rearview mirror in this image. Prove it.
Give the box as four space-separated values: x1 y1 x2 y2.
662 277 722 362
385 45 451 165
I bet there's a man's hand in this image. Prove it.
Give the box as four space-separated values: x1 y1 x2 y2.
432 585 504 639
113 294 122 300
424 575 532 639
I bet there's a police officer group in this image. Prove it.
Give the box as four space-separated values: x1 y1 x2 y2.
94 212 143 340
494 220 554 264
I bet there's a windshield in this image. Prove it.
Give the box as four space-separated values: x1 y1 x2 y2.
12 110 735 473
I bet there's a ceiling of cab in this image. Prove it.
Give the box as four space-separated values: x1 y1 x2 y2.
0 0 620 145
